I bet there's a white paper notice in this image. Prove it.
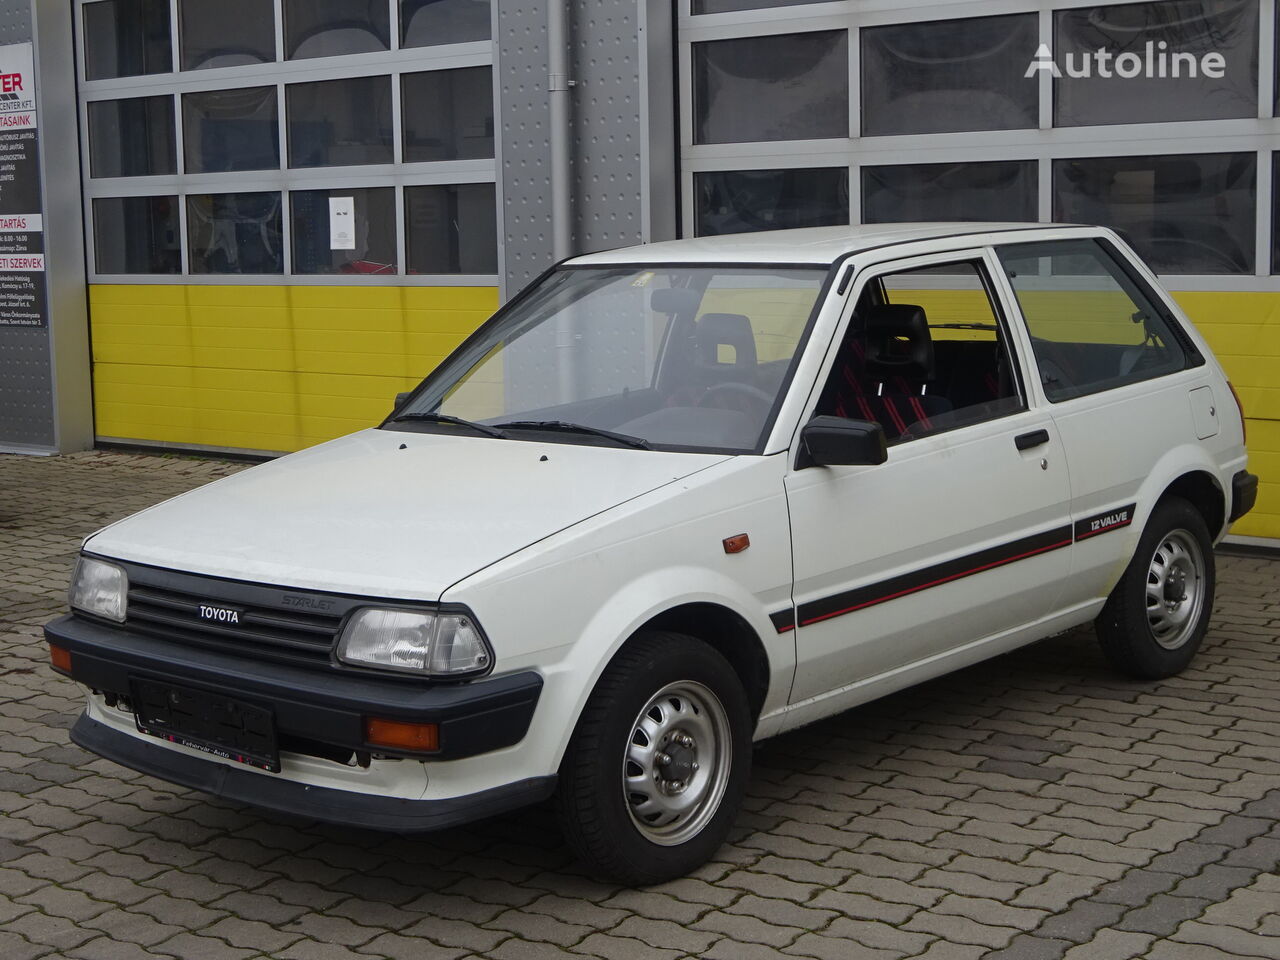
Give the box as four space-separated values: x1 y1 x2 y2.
329 197 355 250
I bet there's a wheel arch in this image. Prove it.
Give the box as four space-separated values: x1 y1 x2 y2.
635 602 772 723
1159 470 1226 541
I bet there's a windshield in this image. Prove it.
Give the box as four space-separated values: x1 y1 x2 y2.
390 265 829 453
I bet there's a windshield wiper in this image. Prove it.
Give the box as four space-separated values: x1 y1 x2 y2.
930 322 998 330
495 420 651 449
390 411 508 439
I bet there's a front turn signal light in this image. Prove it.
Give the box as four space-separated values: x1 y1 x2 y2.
364 717 439 752
48 644 72 673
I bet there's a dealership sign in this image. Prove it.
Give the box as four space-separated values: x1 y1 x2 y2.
0 41 46 328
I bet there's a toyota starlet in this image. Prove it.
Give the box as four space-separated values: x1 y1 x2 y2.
46 223 1256 883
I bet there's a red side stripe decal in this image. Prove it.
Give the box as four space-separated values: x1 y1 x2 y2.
799 537 1072 627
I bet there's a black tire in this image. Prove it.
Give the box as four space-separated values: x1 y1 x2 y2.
1095 496 1215 680
555 631 752 885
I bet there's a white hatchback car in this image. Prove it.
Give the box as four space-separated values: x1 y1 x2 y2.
48 224 1256 883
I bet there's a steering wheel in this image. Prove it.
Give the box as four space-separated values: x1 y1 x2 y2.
697 382 775 418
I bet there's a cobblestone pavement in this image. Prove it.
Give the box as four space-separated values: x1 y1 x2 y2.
2 450 1279 960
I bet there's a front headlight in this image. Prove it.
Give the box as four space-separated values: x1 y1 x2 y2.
69 556 128 623
336 608 493 677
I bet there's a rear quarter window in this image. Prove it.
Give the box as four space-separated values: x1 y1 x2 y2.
996 238 1194 402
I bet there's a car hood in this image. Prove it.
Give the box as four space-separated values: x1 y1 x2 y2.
86 429 728 600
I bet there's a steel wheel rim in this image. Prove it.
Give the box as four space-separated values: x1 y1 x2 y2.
1145 528 1205 650
622 680 732 847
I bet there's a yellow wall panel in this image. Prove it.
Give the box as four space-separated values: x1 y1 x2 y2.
90 284 499 455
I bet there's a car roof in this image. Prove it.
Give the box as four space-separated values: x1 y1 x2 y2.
566 223 1100 267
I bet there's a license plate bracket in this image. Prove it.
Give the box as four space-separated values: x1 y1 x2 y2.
131 677 280 772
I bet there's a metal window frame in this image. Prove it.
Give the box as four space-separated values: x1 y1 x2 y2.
678 0 1280 290
74 0 498 285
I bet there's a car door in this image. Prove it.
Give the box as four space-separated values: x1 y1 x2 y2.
785 249 1073 705
994 236 1210 607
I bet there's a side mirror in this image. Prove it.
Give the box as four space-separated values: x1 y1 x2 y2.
797 416 887 468
394 391 412 409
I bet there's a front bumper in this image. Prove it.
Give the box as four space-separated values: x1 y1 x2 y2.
1230 470 1259 523
45 613 542 762
70 712 555 832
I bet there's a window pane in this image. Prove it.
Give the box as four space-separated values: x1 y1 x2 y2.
694 32 848 144
178 0 275 70
997 238 1188 401
1055 1 1259 127
695 168 848 237
694 0 825 12
862 161 1037 224
817 261 1024 442
287 77 393 167
400 0 491 48
92 197 181 274
291 188 397 275
414 266 825 452
861 15 1037 136
285 0 390 60
1054 154 1256 274
83 0 171 80
187 193 283 274
183 87 279 173
88 96 175 178
402 67 494 162
405 184 497 274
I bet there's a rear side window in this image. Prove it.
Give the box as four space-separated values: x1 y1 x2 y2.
996 238 1189 402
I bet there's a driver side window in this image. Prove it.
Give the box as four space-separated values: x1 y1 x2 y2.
816 259 1025 444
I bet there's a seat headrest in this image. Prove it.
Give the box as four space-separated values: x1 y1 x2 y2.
863 304 934 382
696 313 757 368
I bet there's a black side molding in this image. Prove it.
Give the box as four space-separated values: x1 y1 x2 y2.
71 714 557 833
1230 471 1259 523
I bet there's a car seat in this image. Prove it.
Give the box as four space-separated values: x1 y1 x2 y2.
828 304 952 441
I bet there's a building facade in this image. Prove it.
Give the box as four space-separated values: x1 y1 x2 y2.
1 0 1277 542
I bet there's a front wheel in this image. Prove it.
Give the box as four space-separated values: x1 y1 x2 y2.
1095 496 1215 679
555 631 752 885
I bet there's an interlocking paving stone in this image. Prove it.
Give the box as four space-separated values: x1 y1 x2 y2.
0 929 57 960
1169 865 1261 902
3 449 1280 960
1170 921 1280 958
1115 894 1218 937
982 932 1073 960
1031 899 1129 944
1059 929 1155 960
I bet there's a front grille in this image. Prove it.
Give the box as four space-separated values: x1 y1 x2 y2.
97 556 392 668
126 584 340 664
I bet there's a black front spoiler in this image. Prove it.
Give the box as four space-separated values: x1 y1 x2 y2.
71 713 557 833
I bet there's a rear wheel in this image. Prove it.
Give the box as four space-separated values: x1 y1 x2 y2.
1095 496 1215 679
555 631 752 885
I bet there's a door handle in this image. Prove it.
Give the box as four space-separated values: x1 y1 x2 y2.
1015 429 1050 451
